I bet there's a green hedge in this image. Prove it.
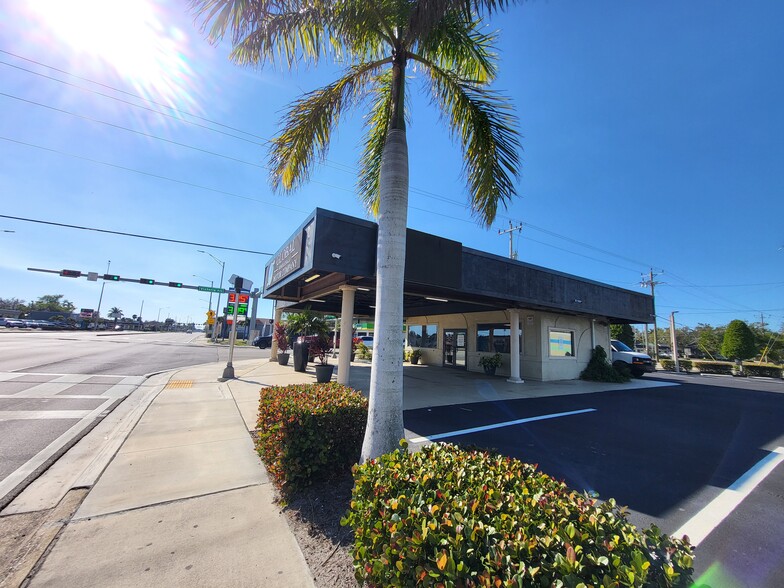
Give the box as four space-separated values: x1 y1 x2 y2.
342 442 694 587
743 364 783 378
256 382 367 494
659 359 692 372
693 361 733 375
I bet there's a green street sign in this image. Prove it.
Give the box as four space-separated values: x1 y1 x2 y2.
198 286 226 294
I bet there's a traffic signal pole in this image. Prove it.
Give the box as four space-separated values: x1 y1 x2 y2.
221 275 246 380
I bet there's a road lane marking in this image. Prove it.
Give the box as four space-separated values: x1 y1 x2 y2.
0 398 117 500
408 408 597 444
673 446 784 546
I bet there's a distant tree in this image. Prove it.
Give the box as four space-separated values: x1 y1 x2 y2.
721 320 757 361
693 323 724 358
28 294 75 313
0 297 26 310
610 324 635 347
109 306 123 327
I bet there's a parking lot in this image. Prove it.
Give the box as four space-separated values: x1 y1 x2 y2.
398 370 784 585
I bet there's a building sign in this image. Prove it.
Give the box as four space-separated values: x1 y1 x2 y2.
267 230 304 287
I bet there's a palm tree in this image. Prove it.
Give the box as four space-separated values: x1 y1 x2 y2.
109 306 123 328
193 0 522 461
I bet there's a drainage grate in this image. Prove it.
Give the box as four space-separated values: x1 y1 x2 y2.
164 380 194 389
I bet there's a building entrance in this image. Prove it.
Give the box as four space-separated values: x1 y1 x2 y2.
443 329 467 368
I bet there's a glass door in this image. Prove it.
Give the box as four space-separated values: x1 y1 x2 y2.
443 329 467 368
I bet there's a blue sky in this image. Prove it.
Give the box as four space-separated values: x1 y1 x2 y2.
1 0 782 331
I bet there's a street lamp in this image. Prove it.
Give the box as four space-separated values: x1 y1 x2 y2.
193 274 214 335
197 250 225 342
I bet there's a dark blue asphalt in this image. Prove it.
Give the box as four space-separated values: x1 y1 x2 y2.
403 374 784 583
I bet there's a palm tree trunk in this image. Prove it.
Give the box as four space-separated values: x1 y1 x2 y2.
361 128 409 462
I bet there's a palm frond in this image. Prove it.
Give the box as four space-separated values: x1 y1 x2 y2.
191 0 334 68
426 64 521 227
357 70 394 215
405 0 523 43
416 13 497 83
270 60 389 192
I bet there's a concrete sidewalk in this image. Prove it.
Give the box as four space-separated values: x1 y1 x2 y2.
4 357 673 587
15 359 321 588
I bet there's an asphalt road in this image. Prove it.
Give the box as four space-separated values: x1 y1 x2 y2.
0 329 269 507
403 372 784 585
0 329 265 375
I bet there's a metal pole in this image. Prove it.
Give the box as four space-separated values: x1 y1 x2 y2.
92 260 110 333
222 279 241 380
670 311 680 373
213 261 225 342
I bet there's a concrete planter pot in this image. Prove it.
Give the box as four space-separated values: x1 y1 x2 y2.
314 364 334 383
277 352 290 366
483 365 497 376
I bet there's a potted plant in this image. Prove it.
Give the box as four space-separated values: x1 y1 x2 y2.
351 336 361 362
310 337 335 383
273 322 290 365
478 352 502 376
410 348 422 365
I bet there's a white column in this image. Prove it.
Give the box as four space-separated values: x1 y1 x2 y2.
269 306 283 362
338 286 356 384
507 309 523 384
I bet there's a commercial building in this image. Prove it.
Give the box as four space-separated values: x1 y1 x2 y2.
263 209 653 383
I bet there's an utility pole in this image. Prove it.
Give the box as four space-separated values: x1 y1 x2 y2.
670 311 680 373
640 269 663 361
498 220 523 260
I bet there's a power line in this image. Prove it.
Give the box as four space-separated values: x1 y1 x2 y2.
5 48 754 295
0 214 273 255
1 49 656 273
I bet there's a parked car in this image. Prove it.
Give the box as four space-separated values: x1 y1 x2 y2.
359 336 374 349
610 339 654 378
252 334 272 349
4 319 25 328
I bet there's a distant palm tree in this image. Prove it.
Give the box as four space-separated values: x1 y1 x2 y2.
193 0 522 460
109 306 123 328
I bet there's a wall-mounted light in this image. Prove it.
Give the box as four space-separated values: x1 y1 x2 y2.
357 287 370 292
572 299 583 304
425 297 449 303
304 274 321 283
331 253 342 259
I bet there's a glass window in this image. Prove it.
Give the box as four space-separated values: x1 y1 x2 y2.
408 324 437 348
477 324 513 354
549 329 575 357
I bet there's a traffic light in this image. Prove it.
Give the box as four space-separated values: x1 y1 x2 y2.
140 278 155 285
60 269 82 278
104 274 120 281
168 281 182 288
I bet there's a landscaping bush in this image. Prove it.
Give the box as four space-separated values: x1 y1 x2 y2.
342 441 694 587
659 359 692 372
743 364 783 378
256 382 367 495
580 345 629 383
693 361 733 375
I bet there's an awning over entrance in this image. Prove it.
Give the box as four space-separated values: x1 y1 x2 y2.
262 208 654 324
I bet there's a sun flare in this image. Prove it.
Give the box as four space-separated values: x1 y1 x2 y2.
29 0 196 107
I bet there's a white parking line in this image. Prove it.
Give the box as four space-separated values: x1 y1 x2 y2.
673 446 784 546
408 408 597 444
